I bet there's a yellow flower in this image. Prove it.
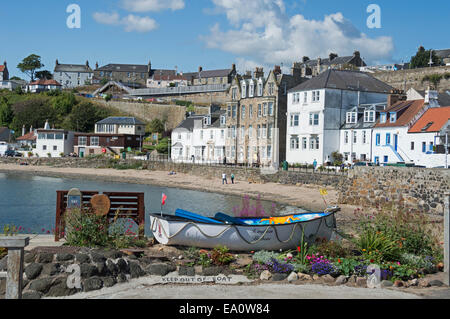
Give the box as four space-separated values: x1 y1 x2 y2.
362 249 366 252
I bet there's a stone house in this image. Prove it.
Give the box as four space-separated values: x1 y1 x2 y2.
53 60 94 88
286 69 393 166
93 61 176 88
183 64 237 86
225 65 305 168
435 49 450 66
296 51 367 78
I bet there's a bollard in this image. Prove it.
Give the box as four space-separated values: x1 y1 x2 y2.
0 236 29 299
445 194 449 286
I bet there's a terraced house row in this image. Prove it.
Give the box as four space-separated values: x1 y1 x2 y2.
172 67 450 169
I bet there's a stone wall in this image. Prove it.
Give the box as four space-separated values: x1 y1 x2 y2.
94 100 210 131
372 66 450 93
339 167 450 216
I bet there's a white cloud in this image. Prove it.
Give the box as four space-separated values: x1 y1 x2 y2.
203 0 394 67
93 12 158 33
121 0 185 12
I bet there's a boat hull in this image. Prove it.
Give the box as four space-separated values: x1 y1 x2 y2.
150 213 336 251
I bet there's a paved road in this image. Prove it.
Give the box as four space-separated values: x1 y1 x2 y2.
50 276 424 300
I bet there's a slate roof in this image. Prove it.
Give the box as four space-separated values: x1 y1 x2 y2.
184 69 233 80
174 116 204 132
54 63 93 73
375 99 425 128
415 90 450 106
96 117 145 125
289 69 393 93
0 127 11 142
435 49 450 58
409 106 450 133
96 64 176 77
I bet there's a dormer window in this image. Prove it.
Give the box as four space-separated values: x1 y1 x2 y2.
390 112 397 123
249 82 254 97
258 80 263 96
346 112 357 124
241 82 247 98
220 115 226 126
364 111 375 123
204 116 211 126
380 113 387 124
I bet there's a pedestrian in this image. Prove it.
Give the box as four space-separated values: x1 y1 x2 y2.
231 173 235 184
313 159 318 170
222 173 228 185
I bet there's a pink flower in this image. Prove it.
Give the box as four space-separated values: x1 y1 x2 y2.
397 262 401 266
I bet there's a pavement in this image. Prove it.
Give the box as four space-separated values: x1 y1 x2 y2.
48 275 427 300
22 235 65 251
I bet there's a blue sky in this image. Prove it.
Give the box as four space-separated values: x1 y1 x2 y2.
1 0 449 79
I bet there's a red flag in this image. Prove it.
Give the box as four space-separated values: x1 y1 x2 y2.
161 193 167 206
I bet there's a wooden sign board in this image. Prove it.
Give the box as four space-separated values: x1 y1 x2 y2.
67 188 82 209
90 194 111 216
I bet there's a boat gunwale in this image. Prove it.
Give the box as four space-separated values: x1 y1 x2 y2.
149 209 338 228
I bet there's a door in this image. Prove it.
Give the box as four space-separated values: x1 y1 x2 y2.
394 135 398 152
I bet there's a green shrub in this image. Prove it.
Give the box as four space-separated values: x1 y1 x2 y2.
313 238 351 259
210 246 234 266
252 251 280 264
64 208 110 247
333 257 362 277
354 228 401 263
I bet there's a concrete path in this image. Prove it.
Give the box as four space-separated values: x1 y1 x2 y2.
22 235 65 251
49 276 422 299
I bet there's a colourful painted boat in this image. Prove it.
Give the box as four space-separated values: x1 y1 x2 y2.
149 207 339 251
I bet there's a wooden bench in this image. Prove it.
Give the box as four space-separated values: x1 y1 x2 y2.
55 191 145 241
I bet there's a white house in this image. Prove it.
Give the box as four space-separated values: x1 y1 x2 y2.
35 121 74 158
371 90 441 166
171 107 227 163
53 60 94 89
147 74 188 88
286 69 393 166
27 79 62 93
406 106 450 168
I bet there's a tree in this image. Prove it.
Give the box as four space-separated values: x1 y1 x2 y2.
10 76 23 81
52 92 77 116
17 54 44 82
64 102 110 132
148 118 165 134
35 70 53 80
11 98 57 132
0 97 14 127
410 46 441 69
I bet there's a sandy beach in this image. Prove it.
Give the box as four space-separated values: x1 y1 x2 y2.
0 163 361 231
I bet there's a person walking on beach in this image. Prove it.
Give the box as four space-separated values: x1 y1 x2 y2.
231 173 235 184
313 159 318 170
222 173 228 185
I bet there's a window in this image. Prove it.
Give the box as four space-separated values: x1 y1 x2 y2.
211 130 214 140
302 137 307 150
55 134 63 140
304 92 307 103
390 113 397 123
249 83 254 97
344 131 349 144
258 82 263 96
411 142 415 151
227 106 231 118
53 146 57 151
422 142 426 153
221 130 225 139
258 104 262 117
346 112 357 124
268 83 275 95
200 130 204 140
268 123 273 139
249 105 253 118
231 126 236 139
268 102 274 116
241 82 246 98
290 114 299 127
262 124 267 138
78 136 87 146
232 88 238 101
220 116 226 126
310 136 319 150
241 126 245 139
386 133 391 145
309 113 319 126
267 145 272 158
353 131 357 144
241 106 246 119
290 136 299 150
43 145 47 151
248 125 253 138
362 131 367 144
47 133 55 140
429 142 434 152
263 103 267 116
312 91 320 102
90 137 99 146
232 105 237 119
257 125 261 138
364 111 375 123
380 113 387 124
384 156 389 163
376 134 381 146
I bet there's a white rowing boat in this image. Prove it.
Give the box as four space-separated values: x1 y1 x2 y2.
149 207 339 251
